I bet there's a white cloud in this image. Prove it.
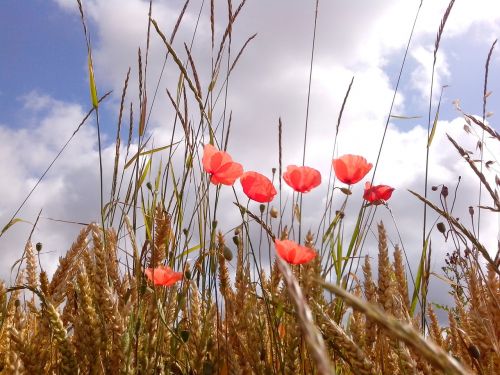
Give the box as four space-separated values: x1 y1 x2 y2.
410 45 450 102
0 92 118 281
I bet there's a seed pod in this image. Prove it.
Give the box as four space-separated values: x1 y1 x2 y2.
437 222 446 234
259 204 266 213
339 187 352 195
441 185 448 198
270 207 278 219
232 236 239 246
468 344 481 360
36 242 42 252
468 206 474 216
335 210 345 219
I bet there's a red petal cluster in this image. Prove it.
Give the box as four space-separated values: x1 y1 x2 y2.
274 239 317 265
363 182 394 205
202 144 243 185
240 171 277 203
283 165 321 193
332 154 372 185
145 265 183 286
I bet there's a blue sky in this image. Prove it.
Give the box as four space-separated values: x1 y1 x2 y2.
0 0 499 296
0 1 87 123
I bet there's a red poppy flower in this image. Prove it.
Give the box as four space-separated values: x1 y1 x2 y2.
274 239 317 265
332 154 372 185
202 144 243 185
363 182 394 205
283 165 321 193
240 171 277 203
145 265 183 286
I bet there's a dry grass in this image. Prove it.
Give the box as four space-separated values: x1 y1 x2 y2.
0 217 498 374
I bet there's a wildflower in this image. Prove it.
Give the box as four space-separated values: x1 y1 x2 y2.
283 165 321 193
145 265 183 286
240 171 277 203
202 144 243 185
274 239 317 265
363 182 394 205
332 154 372 185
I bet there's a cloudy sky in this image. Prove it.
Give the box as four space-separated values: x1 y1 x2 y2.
0 0 499 309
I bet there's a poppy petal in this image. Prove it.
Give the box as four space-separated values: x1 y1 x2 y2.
363 182 395 205
202 144 243 186
240 171 277 203
274 239 317 265
333 155 372 185
145 265 183 286
283 165 321 193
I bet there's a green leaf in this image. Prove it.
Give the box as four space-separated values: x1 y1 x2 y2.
427 85 447 148
175 244 201 260
390 114 422 119
340 212 362 276
124 141 181 169
88 56 98 109
427 107 440 148
335 228 343 283
410 235 430 316
137 158 151 192
322 211 344 243
0 218 28 237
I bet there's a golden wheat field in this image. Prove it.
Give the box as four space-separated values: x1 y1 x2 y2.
0 0 499 374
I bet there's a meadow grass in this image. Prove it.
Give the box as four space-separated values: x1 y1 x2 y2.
0 1 498 374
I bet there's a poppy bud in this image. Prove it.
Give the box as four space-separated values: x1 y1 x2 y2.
437 222 446 234
185 269 192 280
232 236 239 246
212 220 218 229
270 207 278 219
272 167 276 174
441 185 448 198
223 246 233 261
183 228 189 237
259 204 266 213
36 242 42 252
146 182 153 191
468 206 474 216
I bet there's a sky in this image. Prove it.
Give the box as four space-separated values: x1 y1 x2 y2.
0 0 499 310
